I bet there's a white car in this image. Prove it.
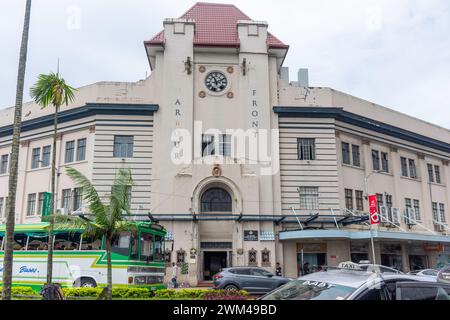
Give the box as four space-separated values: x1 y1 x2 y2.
408 269 439 280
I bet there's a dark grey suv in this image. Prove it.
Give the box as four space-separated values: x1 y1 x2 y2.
212 267 291 294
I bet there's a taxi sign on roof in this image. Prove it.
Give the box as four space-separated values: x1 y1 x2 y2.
338 261 362 271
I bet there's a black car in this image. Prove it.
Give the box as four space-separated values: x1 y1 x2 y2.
213 267 291 294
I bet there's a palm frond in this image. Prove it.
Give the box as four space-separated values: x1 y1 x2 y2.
30 72 77 109
65 167 108 224
109 168 134 223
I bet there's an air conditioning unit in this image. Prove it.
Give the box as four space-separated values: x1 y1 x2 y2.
434 223 447 233
380 206 399 228
56 208 67 215
391 208 401 226
379 206 390 226
404 208 417 226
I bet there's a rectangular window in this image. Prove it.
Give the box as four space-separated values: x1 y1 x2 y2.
297 138 315 161
201 134 232 157
0 154 8 174
432 202 439 222
439 203 446 223
31 147 41 169
355 190 364 211
65 141 75 163
76 138 87 161
434 166 441 184
401 157 408 177
0 197 4 218
409 159 417 179
405 198 412 209
376 193 383 212
72 187 83 211
413 199 421 221
221 135 232 157
342 142 351 165
381 152 389 172
345 189 353 210
41 145 51 167
352 145 360 167
62 189 72 212
37 192 45 215
299 187 319 210
113 136 134 158
26 193 36 216
427 164 434 182
372 150 380 171
386 194 393 209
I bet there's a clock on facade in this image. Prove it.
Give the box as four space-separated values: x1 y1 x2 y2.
204 71 228 93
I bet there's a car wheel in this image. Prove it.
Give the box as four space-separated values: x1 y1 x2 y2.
80 278 97 288
224 284 239 291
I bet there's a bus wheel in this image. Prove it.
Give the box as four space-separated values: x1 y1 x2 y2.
80 278 97 288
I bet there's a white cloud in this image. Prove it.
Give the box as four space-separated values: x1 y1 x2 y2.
0 0 449 128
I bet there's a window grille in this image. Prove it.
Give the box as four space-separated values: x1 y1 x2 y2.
297 138 315 160
298 187 319 210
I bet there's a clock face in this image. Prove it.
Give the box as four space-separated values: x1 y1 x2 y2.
205 71 228 93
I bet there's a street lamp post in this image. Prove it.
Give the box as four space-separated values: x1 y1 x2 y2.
364 170 382 264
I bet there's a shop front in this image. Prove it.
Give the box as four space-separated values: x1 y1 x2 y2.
380 243 403 271
296 243 327 276
350 241 369 263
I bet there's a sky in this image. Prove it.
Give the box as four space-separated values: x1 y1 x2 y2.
0 0 449 129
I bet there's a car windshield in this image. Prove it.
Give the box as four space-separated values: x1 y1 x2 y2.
261 279 356 300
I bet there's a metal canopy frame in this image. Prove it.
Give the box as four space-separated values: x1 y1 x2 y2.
123 213 369 227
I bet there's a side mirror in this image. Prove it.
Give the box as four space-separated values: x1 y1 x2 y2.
267 274 273 278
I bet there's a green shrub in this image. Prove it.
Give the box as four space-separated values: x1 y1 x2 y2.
0 286 40 297
62 287 103 298
61 287 151 299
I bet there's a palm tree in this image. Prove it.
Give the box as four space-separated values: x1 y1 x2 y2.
30 72 76 284
53 167 135 300
2 0 32 301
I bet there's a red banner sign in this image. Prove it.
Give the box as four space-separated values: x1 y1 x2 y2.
369 194 380 225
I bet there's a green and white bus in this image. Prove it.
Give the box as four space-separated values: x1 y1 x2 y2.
0 221 167 291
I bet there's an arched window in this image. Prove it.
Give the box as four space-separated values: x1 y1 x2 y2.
200 188 232 213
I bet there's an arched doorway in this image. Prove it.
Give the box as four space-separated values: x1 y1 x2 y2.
198 186 234 280
200 187 232 213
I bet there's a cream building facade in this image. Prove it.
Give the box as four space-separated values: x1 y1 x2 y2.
0 3 449 285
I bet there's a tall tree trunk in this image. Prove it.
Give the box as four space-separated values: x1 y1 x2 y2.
2 0 32 301
46 105 59 285
106 238 113 300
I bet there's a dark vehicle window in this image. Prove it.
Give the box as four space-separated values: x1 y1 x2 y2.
401 287 438 300
252 269 273 277
358 288 386 300
385 280 412 300
400 285 450 300
111 232 131 256
423 270 438 276
233 269 250 275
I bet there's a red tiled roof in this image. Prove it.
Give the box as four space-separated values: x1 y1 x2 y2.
145 2 288 49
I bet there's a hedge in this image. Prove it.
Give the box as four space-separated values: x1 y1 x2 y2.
0 286 40 297
62 287 152 299
0 286 251 300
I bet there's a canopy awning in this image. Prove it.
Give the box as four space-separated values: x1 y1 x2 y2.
279 229 450 243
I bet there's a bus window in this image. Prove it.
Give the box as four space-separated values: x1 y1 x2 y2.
111 232 131 256
130 231 139 260
140 233 153 262
154 235 164 261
